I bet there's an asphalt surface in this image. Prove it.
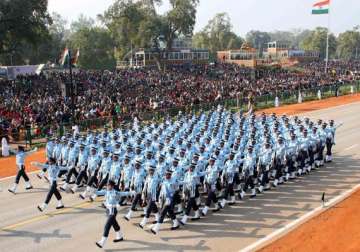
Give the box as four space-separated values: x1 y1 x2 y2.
1 102 360 252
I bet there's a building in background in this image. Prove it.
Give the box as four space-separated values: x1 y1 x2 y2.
263 41 319 66
217 41 319 68
117 38 209 68
217 42 263 68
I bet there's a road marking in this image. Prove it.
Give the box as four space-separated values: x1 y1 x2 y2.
239 183 360 252
343 144 359 152
1 201 94 231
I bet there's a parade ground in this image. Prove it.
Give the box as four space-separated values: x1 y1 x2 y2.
1 96 360 252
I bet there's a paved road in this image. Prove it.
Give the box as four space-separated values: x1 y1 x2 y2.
1 102 360 252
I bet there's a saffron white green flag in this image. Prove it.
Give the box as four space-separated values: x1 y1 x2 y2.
312 0 330 15
60 48 70 66
71 49 80 66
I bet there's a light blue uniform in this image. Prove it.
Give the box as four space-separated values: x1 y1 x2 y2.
35 163 69 184
143 175 160 201
99 157 112 179
13 149 37 167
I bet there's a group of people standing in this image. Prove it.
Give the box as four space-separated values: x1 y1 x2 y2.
7 106 340 248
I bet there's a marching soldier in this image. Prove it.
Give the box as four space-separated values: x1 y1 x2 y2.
273 137 286 187
179 163 202 225
151 170 180 235
80 147 101 199
90 149 112 201
124 160 146 221
60 140 79 191
286 132 299 179
299 129 311 174
32 158 68 211
109 153 122 191
139 165 160 229
201 156 221 216
325 120 343 162
8 146 37 194
70 143 89 193
239 146 257 199
257 141 274 193
95 180 135 248
221 152 238 206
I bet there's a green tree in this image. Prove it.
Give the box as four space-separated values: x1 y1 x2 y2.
336 28 360 60
245 30 271 56
0 0 52 61
300 27 337 59
269 30 295 44
71 14 95 33
100 1 154 62
162 0 199 50
292 29 312 49
192 13 243 59
16 12 67 65
101 0 199 69
68 22 116 70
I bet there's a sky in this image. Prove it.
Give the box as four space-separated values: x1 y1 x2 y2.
48 0 360 36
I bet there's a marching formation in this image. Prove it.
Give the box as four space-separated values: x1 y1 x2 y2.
10 106 341 248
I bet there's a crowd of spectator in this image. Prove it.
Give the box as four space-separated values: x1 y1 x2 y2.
0 61 359 141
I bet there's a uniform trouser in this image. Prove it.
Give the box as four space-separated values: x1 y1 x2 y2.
145 200 159 218
223 182 234 199
195 186 200 198
300 150 308 168
87 172 98 187
326 139 333 156
119 188 130 204
173 191 182 205
58 169 67 178
159 202 176 223
318 146 325 161
243 175 255 191
131 193 142 211
76 170 88 186
205 186 218 207
103 208 120 237
275 163 283 179
185 197 199 216
234 173 240 187
97 175 109 191
45 181 62 204
114 180 120 191
260 170 269 186
65 166 79 183
15 166 29 184
287 157 296 173
309 149 315 166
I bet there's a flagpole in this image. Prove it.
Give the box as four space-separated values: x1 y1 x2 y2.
325 1 331 73
68 49 75 123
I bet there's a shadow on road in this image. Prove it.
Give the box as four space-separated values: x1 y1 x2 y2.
0 229 71 243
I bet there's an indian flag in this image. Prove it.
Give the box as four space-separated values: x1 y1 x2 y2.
312 0 330 15
60 48 70 66
71 49 80 66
